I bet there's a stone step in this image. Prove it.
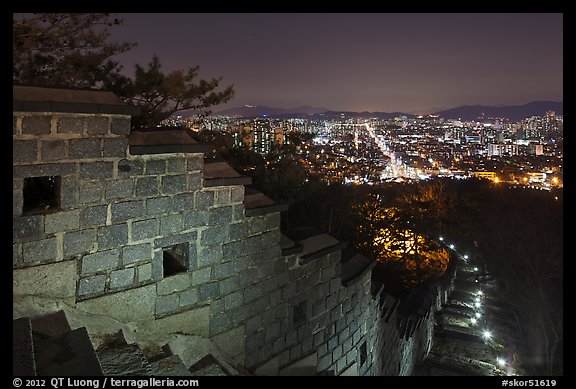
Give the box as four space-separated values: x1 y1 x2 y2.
31 310 72 343
13 317 36 376
149 355 193 376
34 327 103 376
97 340 153 376
188 354 229 376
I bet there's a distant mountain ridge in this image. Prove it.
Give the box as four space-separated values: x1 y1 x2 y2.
190 101 562 121
434 101 563 121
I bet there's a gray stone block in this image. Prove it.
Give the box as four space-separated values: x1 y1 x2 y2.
209 313 233 336
230 186 244 203
199 282 220 301
318 354 332 372
117 159 144 176
167 158 185 173
195 191 214 210
22 116 51 135
191 267 212 286
81 249 120 274
13 163 75 178
87 117 109 135
182 210 207 229
64 229 96 257
79 181 103 205
13 243 21 266
272 337 285 355
44 209 80 234
138 263 152 283
214 188 230 206
56 175 75 211
145 196 171 215
290 344 302 361
97 223 128 249
111 200 143 223
105 179 133 200
219 276 240 295
233 255 249 273
158 271 191 295
23 237 57 263
208 206 233 226
264 321 281 342
81 205 108 227
179 288 198 307
103 138 128 157
57 117 86 134
78 275 107 296
13 179 23 216
239 268 258 287
228 222 247 241
244 284 263 303
161 175 186 194
146 160 166 175
233 204 245 221
155 294 180 316
131 219 160 242
13 140 38 162
214 262 235 280
197 246 222 267
200 226 228 247
110 117 131 135
135 177 159 197
265 213 281 231
224 291 244 311
123 243 153 265
110 268 135 289
80 161 113 180
69 139 101 159
154 234 196 253
172 193 194 212
13 215 43 240
186 156 203 171
187 172 203 191
160 214 183 235
13 115 17 135
257 262 275 279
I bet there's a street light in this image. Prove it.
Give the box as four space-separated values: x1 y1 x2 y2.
497 357 506 367
483 330 492 340
449 244 455 250
463 255 469 260
439 236 444 241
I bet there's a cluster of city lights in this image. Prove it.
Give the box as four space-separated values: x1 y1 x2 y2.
441 236 509 373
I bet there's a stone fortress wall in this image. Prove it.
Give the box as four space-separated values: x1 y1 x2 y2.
12 86 456 376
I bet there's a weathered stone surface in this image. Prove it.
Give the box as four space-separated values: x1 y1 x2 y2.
111 200 143 223
195 191 214 210
160 214 182 235
179 288 198 307
146 196 171 215
172 193 194 212
45 209 80 234
131 219 160 242
23 237 57 263
57 117 86 134
82 249 120 274
157 273 191 295
105 179 133 200
81 205 108 227
155 294 180 316
13 260 77 298
64 229 96 256
191 267 212 286
13 215 43 240
22 116 51 135
13 140 38 163
186 156 203 171
79 181 103 204
13 163 75 178
146 159 166 175
103 138 128 157
183 210 208 229
208 206 234 226
167 158 185 173
110 117 131 135
40 140 66 161
138 263 152 283
161 175 186 194
77 283 156 322
123 243 153 265
69 138 101 159
80 161 113 179
97 223 128 249
117 159 144 176
212 325 245 359
141 305 209 337
136 177 159 197
87 116 109 135
78 275 107 296
110 268 135 289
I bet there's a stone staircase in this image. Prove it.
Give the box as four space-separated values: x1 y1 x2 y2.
12 310 212 376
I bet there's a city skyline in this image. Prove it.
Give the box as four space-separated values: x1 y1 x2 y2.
107 13 563 114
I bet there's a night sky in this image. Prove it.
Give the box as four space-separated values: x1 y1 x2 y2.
108 13 563 114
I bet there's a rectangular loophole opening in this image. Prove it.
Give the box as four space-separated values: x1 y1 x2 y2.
23 176 61 215
359 341 367 366
163 243 189 278
292 301 307 327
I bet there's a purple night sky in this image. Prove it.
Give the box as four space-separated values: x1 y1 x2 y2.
108 13 563 114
